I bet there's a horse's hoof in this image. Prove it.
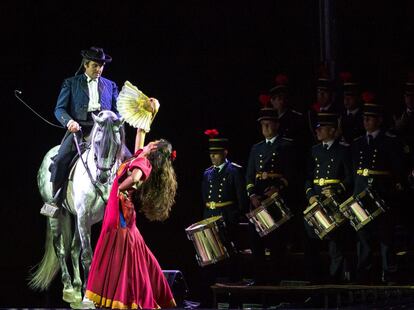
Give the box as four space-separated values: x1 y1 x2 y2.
63 288 77 303
70 300 96 309
73 291 82 302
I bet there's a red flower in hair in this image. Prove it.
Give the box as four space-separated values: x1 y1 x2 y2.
204 129 219 138
258 94 271 107
362 91 375 103
275 74 288 85
339 71 352 82
170 150 176 161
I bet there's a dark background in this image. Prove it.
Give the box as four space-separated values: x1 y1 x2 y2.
1 0 414 307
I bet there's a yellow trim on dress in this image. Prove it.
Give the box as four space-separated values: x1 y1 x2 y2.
86 289 162 309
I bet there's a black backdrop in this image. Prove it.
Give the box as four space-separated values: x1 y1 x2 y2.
1 1 414 307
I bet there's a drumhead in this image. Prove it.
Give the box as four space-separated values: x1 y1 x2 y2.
185 215 224 233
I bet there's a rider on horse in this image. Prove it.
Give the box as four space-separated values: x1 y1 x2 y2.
47 47 119 216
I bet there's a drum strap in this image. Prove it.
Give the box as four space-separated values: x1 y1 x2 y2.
205 201 234 209
357 169 390 177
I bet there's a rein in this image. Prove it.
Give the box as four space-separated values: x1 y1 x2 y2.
73 132 108 204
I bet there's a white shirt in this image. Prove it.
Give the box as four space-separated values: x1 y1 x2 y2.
320 103 332 112
85 74 100 112
366 129 380 143
214 160 227 173
266 136 277 145
347 107 360 116
322 139 335 150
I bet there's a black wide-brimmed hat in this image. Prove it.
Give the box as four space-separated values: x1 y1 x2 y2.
362 91 383 117
81 46 112 63
315 112 338 128
204 129 228 153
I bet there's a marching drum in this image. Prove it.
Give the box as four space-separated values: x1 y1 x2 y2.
246 193 293 237
339 188 387 231
303 195 346 240
185 216 235 267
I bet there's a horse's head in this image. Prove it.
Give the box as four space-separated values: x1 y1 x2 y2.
91 111 125 184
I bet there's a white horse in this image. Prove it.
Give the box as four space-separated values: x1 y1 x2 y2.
29 110 129 304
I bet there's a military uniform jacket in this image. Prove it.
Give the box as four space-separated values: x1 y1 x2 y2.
305 140 353 200
279 109 306 143
340 108 365 145
54 74 119 127
202 161 249 224
246 136 297 203
351 131 404 197
393 109 414 167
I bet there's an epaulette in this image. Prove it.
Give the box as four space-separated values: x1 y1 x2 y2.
255 140 266 147
339 141 350 147
204 165 214 172
231 162 242 168
385 131 397 138
282 137 294 142
291 109 303 116
354 135 364 142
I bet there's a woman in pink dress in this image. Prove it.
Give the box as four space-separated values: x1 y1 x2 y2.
85 132 177 309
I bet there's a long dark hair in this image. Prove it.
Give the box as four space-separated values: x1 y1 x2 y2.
134 139 177 221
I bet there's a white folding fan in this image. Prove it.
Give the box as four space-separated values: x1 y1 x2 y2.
116 81 159 132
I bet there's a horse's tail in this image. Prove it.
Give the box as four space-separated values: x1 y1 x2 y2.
28 213 72 291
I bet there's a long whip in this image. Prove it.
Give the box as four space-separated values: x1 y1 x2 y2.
14 89 65 129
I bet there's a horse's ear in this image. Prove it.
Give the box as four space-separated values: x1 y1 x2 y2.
92 112 104 125
116 117 125 127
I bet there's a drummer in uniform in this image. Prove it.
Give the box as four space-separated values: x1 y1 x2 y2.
201 129 249 285
338 71 365 145
307 66 339 144
351 91 405 283
269 74 306 144
304 112 353 283
392 72 414 180
202 129 249 227
246 106 299 285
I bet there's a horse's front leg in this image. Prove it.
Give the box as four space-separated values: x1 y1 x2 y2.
77 211 93 293
70 219 82 302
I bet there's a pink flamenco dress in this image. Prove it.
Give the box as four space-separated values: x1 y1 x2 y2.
85 152 176 309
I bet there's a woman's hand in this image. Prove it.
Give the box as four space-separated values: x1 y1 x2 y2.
148 98 159 114
138 140 159 158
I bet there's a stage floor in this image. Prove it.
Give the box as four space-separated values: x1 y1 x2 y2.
210 283 414 309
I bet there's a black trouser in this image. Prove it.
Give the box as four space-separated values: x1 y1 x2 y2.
50 132 79 194
303 219 351 283
248 218 297 285
50 123 93 194
356 213 396 282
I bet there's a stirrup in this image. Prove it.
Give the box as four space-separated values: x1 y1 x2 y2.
40 188 61 218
